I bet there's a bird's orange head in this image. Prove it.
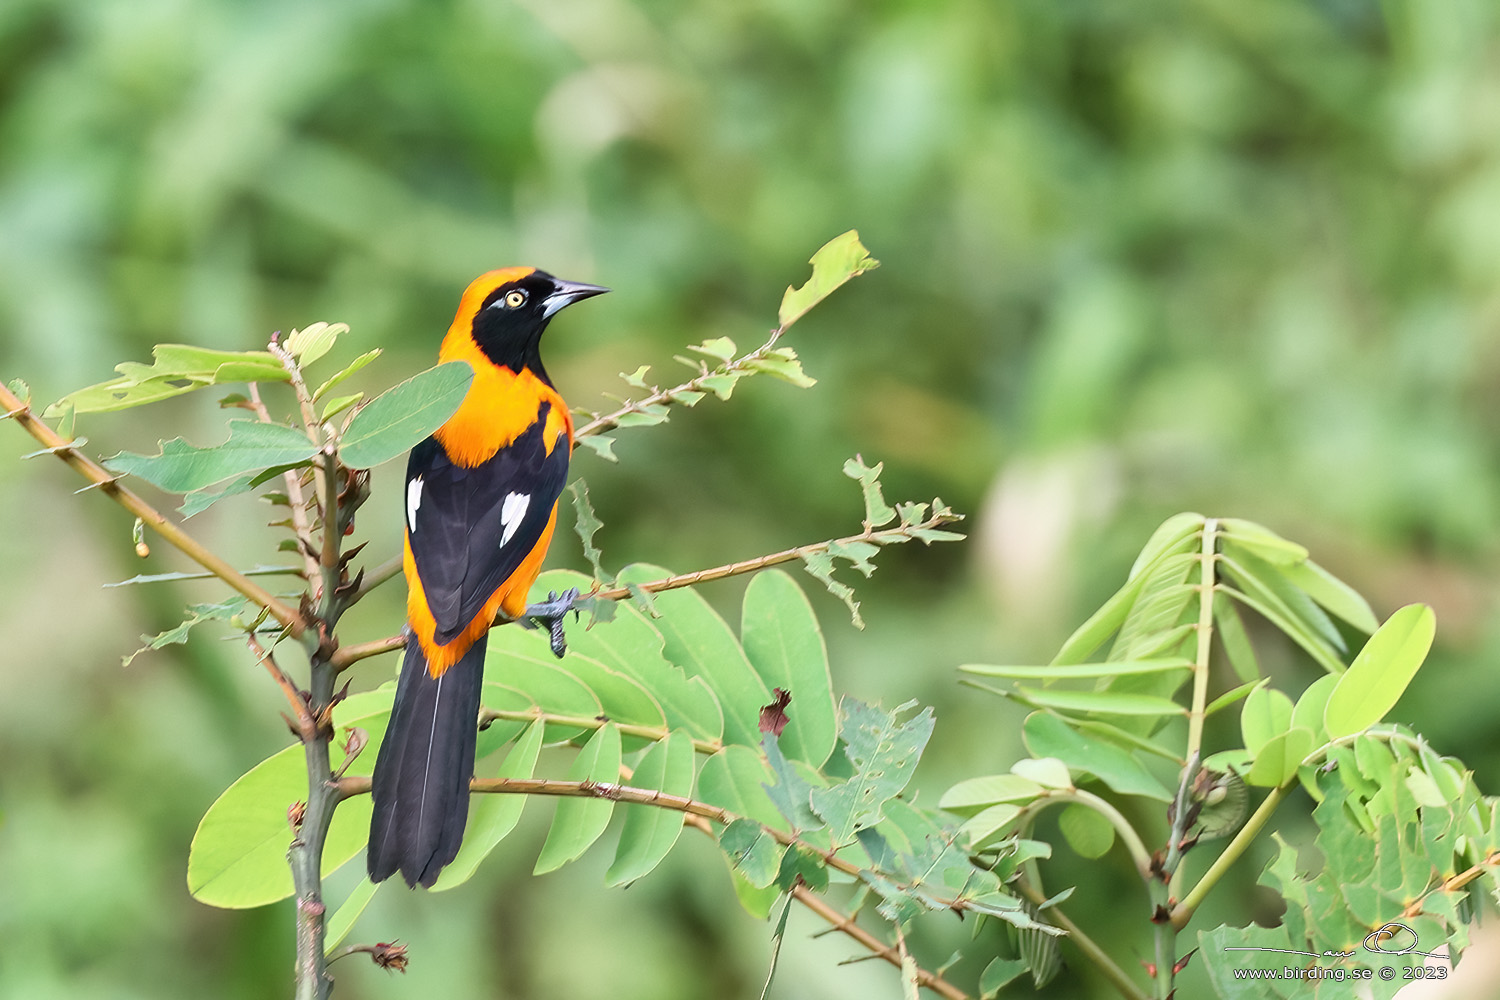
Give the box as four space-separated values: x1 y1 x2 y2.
444 267 609 383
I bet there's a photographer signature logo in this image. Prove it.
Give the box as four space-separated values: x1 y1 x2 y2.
1224 922 1445 961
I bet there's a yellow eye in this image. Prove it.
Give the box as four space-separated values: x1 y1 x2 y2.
504 290 527 308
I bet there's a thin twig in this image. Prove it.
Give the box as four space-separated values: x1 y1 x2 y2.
589 514 961 601
247 382 321 586
248 632 312 733
793 886 969 1000
331 633 406 671
573 327 786 440
480 707 724 756
0 381 304 635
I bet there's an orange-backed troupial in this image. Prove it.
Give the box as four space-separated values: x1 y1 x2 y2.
368 268 607 888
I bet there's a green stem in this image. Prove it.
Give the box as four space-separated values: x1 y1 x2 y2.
1171 784 1286 928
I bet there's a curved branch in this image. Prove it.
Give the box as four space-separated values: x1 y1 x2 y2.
0 382 305 635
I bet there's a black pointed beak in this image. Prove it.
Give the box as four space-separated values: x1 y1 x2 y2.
541 279 610 318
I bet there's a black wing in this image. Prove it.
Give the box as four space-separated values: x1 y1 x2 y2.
405 401 569 644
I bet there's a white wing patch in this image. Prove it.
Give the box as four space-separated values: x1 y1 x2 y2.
500 492 530 548
406 476 423 534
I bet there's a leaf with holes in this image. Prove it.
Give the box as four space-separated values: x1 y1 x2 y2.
809 699 934 846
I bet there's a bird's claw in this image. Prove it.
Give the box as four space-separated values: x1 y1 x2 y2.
521 588 579 658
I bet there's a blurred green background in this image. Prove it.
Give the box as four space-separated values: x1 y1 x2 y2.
3 0 1500 997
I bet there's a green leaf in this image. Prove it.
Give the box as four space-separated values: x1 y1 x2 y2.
1058 803 1115 859
432 719 545 890
568 479 610 583
939 774 1046 815
760 734 820 830
1011 757 1072 789
1212 590 1261 683
745 349 816 388
575 434 618 462
1241 686 1294 758
1291 675 1337 743
122 597 251 666
606 732 696 886
530 570 724 744
979 957 1027 997
1219 517 1309 565
1050 572 1151 665
778 230 880 329
689 337 738 363
1246 727 1315 787
1282 559 1379 634
533 723 623 874
1021 712 1173 801
1219 546 1345 652
809 699 934 844
699 371 743 400
1009 687 1185 716
697 745 783 828
284 322 346 367
48 344 291 415
1324 604 1436 739
740 571 837 768
958 804 1023 849
843 455 897 528
323 877 379 953
799 549 863 629
105 420 317 493
338 361 474 469
617 564 769 748
479 649 603 745
312 348 380 400
1126 513 1205 580
960 658 1193 680
187 704 385 908
177 471 266 518
719 818 786 889
319 392 363 422
6 378 30 405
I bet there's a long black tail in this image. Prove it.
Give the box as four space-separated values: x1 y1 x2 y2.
367 633 484 887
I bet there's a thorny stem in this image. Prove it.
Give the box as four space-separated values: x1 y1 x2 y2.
0 381 304 635
1150 518 1219 998
573 327 786 440
246 382 322 587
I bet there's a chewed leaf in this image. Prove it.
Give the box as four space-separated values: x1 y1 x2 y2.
778 230 880 329
105 420 318 493
809 699 934 845
339 361 474 469
843 455 897 527
569 480 611 583
47 344 291 416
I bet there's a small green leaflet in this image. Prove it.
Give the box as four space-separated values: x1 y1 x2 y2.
338 361 474 469
1324 604 1436 739
432 719 546 890
122 597 252 666
606 733 696 886
569 479 611 583
105 420 318 493
284 322 346 367
844 455 897 528
533 723 623 874
778 230 880 330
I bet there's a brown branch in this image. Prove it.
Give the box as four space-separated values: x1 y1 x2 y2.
0 382 305 635
479 707 724 756
331 633 407 671
573 327 786 440
591 514 961 602
249 632 313 733
793 886 969 1000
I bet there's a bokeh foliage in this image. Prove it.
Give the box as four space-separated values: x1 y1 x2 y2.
4 1 1500 998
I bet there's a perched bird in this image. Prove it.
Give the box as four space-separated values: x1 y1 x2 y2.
368 268 607 888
